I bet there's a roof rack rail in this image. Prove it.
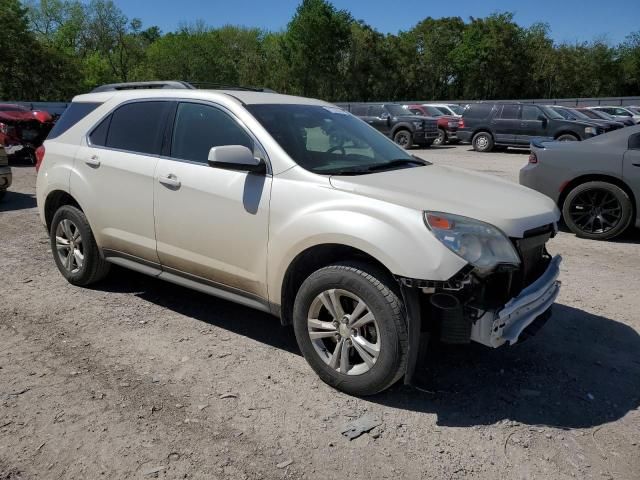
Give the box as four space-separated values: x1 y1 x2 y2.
91 81 196 93
187 82 277 93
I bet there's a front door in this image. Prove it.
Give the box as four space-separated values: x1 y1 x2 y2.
367 105 391 135
154 101 272 298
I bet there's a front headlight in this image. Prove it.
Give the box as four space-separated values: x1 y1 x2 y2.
585 126 598 135
412 120 424 130
424 212 520 270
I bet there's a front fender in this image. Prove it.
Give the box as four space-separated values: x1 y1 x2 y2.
267 172 467 304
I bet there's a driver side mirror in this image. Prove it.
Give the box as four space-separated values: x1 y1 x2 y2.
208 145 266 174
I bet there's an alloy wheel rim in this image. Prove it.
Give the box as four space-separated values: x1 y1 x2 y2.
307 289 380 376
434 131 444 145
569 189 622 234
55 219 84 273
476 136 488 149
397 133 409 146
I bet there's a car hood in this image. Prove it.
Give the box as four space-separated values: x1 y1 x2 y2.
0 111 41 123
329 165 560 238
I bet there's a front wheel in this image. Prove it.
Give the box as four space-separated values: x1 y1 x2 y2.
293 263 408 396
556 134 579 142
393 130 413 149
562 181 633 240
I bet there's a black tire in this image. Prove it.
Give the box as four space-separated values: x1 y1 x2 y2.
562 181 633 240
472 131 494 152
433 128 447 146
393 129 413 149
293 262 408 396
556 133 579 142
0 190 5 201
50 205 110 285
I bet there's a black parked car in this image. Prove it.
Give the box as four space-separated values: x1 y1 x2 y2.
346 103 439 148
579 108 635 127
548 105 623 132
458 103 605 152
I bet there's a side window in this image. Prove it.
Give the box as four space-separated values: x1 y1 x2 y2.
615 108 632 117
350 105 368 116
629 133 640 150
522 105 541 121
89 116 111 146
409 108 422 115
499 105 520 119
105 101 169 155
368 105 384 117
170 102 253 164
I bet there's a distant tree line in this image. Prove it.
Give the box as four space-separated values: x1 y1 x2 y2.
1 0 640 102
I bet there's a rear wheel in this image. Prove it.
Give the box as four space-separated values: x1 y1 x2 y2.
0 190 5 201
562 181 633 240
293 263 408 396
393 129 413 149
433 128 447 146
472 132 494 152
50 205 110 285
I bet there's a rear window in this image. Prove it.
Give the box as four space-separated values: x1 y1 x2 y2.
47 102 102 139
350 105 368 116
463 103 493 119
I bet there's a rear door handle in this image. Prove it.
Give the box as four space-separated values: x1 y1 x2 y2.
632 163 640 167
159 174 181 189
85 155 101 167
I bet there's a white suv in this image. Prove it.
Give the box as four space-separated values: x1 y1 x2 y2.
36 82 562 395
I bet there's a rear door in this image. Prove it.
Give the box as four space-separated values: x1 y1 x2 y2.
72 100 172 263
623 132 640 219
517 105 548 145
491 104 520 144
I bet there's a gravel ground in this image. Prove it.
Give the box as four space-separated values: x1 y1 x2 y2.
1 145 639 480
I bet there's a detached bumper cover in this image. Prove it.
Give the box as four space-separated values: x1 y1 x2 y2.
471 255 562 348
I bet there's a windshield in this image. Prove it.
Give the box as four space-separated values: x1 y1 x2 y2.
386 104 409 116
540 106 564 120
448 105 464 115
0 104 29 112
246 104 424 175
566 108 591 120
627 106 640 114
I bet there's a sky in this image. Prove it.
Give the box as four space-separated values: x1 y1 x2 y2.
112 0 640 45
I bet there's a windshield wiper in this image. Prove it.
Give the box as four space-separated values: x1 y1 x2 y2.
364 158 428 172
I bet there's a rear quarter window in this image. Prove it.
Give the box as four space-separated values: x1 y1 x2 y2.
47 102 102 140
463 103 494 119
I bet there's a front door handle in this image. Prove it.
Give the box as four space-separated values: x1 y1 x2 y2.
159 174 181 189
85 155 101 167
632 162 640 167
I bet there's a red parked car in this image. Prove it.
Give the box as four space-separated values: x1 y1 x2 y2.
0 104 54 163
404 104 460 145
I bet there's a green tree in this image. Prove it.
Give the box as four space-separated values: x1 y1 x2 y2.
282 0 352 98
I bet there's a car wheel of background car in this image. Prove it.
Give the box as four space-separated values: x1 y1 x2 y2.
393 129 412 149
472 131 494 152
50 205 111 286
433 128 447 146
0 191 5 201
292 262 408 396
562 181 633 240
556 134 579 142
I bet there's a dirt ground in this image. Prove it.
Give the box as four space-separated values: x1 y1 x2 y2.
1 145 639 480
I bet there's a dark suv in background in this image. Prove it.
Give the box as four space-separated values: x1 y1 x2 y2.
458 103 604 152
345 103 438 148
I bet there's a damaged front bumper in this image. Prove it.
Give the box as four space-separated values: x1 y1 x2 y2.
470 255 561 348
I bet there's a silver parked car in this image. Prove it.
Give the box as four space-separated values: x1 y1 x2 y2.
520 126 640 240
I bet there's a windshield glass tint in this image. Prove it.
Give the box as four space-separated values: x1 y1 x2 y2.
386 104 409 116
448 105 464 115
246 104 414 174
